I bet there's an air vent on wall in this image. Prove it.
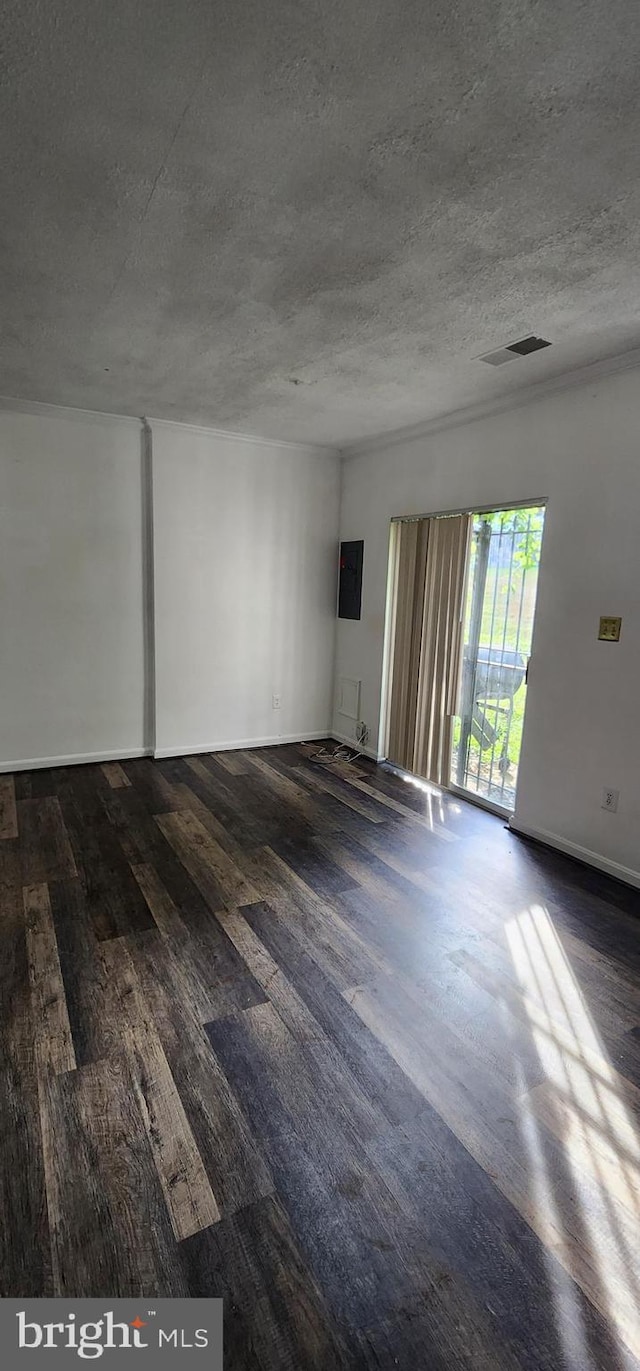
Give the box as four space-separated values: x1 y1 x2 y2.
479 335 552 366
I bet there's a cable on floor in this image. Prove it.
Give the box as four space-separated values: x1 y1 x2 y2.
309 722 369 765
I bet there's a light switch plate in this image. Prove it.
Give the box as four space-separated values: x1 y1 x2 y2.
598 616 622 642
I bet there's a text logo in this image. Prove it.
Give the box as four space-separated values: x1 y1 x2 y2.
5 1300 222 1367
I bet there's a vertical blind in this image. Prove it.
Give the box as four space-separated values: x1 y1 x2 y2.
386 513 471 786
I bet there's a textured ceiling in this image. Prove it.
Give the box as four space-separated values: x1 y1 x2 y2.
2 1 640 447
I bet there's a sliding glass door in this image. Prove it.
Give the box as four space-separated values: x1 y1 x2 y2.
450 505 545 811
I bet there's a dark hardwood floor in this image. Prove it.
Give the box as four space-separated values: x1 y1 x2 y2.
1 744 640 1368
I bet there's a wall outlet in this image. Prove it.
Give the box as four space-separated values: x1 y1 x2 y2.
272 693 281 710
601 787 619 813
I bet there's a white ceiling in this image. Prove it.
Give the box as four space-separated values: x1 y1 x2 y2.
2 1 640 447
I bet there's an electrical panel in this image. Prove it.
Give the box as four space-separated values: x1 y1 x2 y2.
338 540 363 620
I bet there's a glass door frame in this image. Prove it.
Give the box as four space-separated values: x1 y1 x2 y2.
379 496 547 817
448 499 548 817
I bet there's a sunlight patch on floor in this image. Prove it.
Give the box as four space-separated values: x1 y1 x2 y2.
397 768 459 832
506 903 640 1363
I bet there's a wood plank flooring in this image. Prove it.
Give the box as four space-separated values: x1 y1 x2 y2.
2 742 640 1369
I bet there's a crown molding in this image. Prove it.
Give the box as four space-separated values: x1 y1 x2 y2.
0 393 338 456
0 394 141 427
341 345 640 459
4 340 640 459
146 414 337 457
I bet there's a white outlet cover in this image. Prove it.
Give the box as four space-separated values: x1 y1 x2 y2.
601 787 619 812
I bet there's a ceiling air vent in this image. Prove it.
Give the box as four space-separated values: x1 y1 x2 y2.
479 335 551 366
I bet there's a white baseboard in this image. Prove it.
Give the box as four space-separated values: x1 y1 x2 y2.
330 730 382 762
0 733 336 772
153 730 331 759
509 818 640 890
0 747 150 774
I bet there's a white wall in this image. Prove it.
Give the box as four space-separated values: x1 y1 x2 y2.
335 367 640 885
0 404 339 773
0 406 146 768
151 422 340 755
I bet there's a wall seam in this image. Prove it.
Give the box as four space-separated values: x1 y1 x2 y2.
141 418 157 756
